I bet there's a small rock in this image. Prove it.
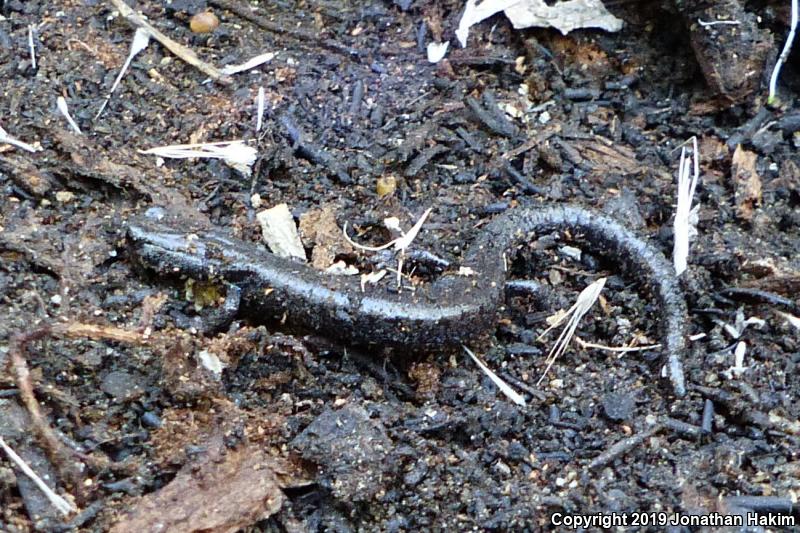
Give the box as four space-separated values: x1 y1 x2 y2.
190 11 219 33
55 190 75 203
602 391 635 421
101 371 145 402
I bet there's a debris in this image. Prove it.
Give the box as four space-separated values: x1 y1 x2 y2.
463 345 526 406
730 145 762 221
299 206 353 269
697 19 740 28
220 52 276 76
360 269 387 291
108 0 231 84
139 140 257 176
255 86 265 133
426 41 449 63
56 96 82 135
345 208 431 252
197 349 226 378
536 277 606 386
325 261 359 275
28 25 36 70
290 404 394 501
768 0 798 104
701 398 714 433
256 203 307 261
343 207 433 288
456 0 622 47
680 0 771 103
101 370 145 401
0 436 76 517
110 438 296 533
673 137 700 276
95 27 151 119
589 423 662 470
55 190 75 203
0 125 42 153
601 391 635 421
190 11 220 34
722 341 748 379
376 175 398 197
776 311 800 331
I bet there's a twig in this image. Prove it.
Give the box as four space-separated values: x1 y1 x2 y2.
208 0 357 56
255 87 265 134
9 326 69 473
7 322 145 490
589 424 662 470
0 436 76 516
107 0 231 84
768 0 798 104
575 337 660 353
697 19 740 28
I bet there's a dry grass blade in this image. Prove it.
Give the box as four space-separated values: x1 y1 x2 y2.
57 96 83 135
95 27 151 119
140 140 256 176
673 137 700 276
463 345 526 406
0 437 76 516
537 277 606 386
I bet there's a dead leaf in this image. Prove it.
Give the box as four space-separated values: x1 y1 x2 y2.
731 145 762 221
111 436 301 533
456 0 622 47
299 206 353 270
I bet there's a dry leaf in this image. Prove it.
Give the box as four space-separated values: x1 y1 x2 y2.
456 0 622 47
111 439 294 533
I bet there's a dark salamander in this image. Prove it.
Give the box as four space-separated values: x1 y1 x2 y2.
127 205 688 396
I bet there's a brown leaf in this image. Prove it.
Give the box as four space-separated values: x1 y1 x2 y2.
111 438 293 533
299 206 353 270
731 145 762 221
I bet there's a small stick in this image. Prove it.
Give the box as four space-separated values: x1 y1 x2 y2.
589 424 662 470
724 495 795 514
7 322 145 490
701 398 714 434
107 0 231 84
0 436 76 516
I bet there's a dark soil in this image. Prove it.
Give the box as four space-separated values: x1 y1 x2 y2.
1 0 799 531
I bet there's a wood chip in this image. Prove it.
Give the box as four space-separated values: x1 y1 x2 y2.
256 204 306 261
731 144 762 221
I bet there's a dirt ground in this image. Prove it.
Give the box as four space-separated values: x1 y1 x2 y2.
1 0 799 531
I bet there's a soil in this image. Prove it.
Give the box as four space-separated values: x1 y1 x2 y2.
1 0 799 531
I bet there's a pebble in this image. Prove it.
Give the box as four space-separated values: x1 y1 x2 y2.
101 370 144 402
601 391 635 421
190 11 219 34
55 190 74 203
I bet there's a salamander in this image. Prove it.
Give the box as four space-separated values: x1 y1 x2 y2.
127 204 688 396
